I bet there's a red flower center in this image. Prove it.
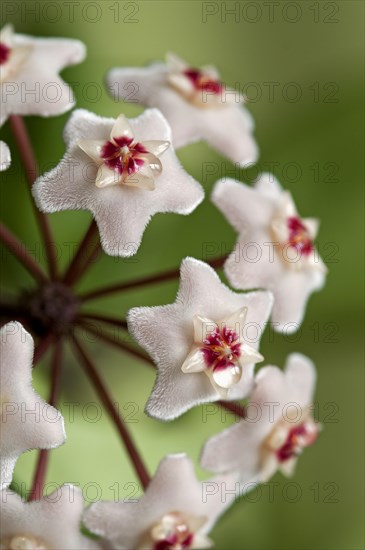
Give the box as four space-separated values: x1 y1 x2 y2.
100 136 148 176
276 422 318 463
287 216 313 256
0 42 11 65
154 532 194 550
201 326 241 372
184 68 222 95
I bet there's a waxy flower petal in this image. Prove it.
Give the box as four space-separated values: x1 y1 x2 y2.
0 24 85 125
127 258 273 420
212 174 327 332
32 109 204 257
107 53 258 166
0 140 11 170
83 454 239 550
0 484 100 549
201 354 319 483
0 322 65 490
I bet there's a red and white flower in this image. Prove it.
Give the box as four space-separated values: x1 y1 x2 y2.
33 109 204 257
212 174 327 332
0 24 85 125
128 257 273 420
107 53 258 166
201 354 319 482
83 454 239 550
0 322 65 490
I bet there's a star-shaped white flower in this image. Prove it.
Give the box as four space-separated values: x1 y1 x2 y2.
33 109 204 257
201 354 319 483
0 322 65 490
107 53 258 166
83 454 239 550
127 257 273 420
0 484 101 549
0 24 85 125
0 140 11 170
212 174 327 332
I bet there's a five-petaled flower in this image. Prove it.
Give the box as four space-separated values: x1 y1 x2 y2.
211 174 327 332
32 109 204 257
0 484 101 549
0 322 65 490
201 354 319 483
107 53 258 166
0 24 85 125
83 454 239 550
128 257 273 420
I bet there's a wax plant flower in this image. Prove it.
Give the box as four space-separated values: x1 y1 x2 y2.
211 174 327 332
0 21 328 550
128 257 273 420
33 108 204 257
201 354 319 482
0 24 85 125
0 322 65 490
0 484 101 549
83 454 239 550
107 53 258 166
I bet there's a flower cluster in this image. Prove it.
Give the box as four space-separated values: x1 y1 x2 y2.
0 24 327 550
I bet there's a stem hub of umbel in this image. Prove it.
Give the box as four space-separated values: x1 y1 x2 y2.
25 281 80 336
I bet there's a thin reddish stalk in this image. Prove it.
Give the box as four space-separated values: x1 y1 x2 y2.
0 223 48 284
79 313 128 331
29 342 63 501
79 321 151 365
63 220 98 286
80 255 228 302
9 115 58 279
218 400 247 419
81 321 246 418
33 332 55 366
70 334 150 489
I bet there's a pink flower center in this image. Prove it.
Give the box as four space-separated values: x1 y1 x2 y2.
151 513 195 550
287 216 313 256
0 42 11 65
100 136 148 176
276 422 318 463
201 326 241 373
184 68 222 95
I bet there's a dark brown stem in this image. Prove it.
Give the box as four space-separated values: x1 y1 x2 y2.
79 313 128 331
29 342 63 501
33 333 55 366
63 220 98 286
80 321 246 419
218 400 247 419
0 223 48 284
70 334 150 489
9 115 58 280
79 321 151 365
80 256 228 302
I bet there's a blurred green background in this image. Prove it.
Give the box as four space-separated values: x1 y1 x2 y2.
1 1 364 548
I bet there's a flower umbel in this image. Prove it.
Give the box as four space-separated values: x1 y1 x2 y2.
78 114 170 190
